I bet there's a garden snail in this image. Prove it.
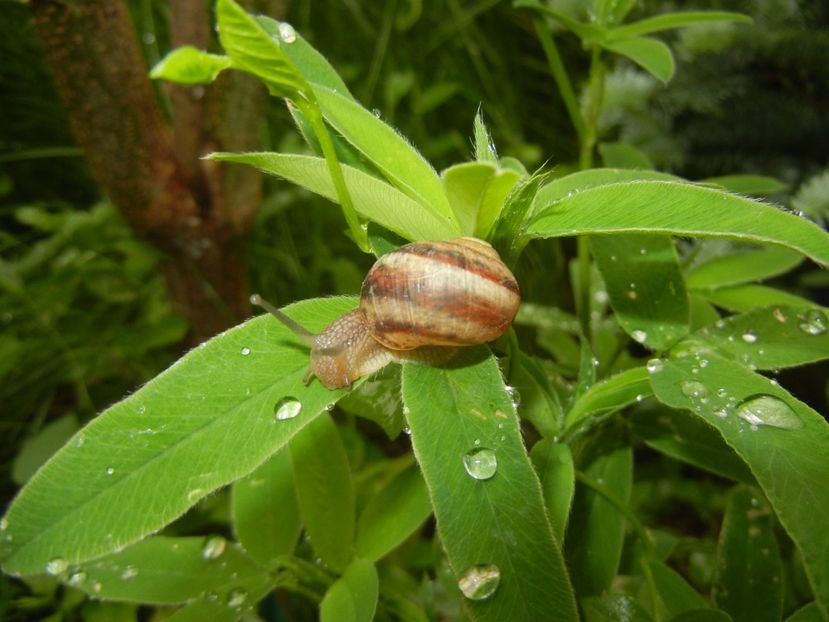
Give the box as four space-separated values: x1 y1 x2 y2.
252 237 520 389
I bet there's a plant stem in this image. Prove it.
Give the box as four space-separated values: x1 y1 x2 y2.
298 98 369 251
580 45 605 170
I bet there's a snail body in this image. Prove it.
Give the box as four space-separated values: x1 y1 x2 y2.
255 237 520 389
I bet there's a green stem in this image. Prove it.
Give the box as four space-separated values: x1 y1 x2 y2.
579 46 605 170
298 98 369 251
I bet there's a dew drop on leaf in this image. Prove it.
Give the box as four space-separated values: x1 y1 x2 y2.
680 380 709 400
274 397 302 421
646 358 664 373
201 535 227 560
45 558 68 576
240 347 251 356
463 448 497 480
458 564 501 600
227 588 248 607
734 395 803 430
278 22 296 43
105 467 115 476
798 309 827 336
631 330 647 343
741 332 758 344
67 571 86 587
121 565 139 580
0 517 7 531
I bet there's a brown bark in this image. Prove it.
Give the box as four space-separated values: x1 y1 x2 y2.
29 0 282 341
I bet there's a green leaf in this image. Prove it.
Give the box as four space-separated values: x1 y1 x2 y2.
516 1 607 43
686 247 804 290
591 235 689 350
215 0 308 97
648 558 711 618
401 350 578 621
582 594 654 621
208 152 458 240
609 11 752 39
566 366 651 430
700 285 819 314
312 85 453 220
0 298 353 576
701 174 786 196
682 305 829 370
566 438 632 596
528 181 829 267
68 536 270 605
601 37 675 82
231 449 301 566
320 557 379 622
12 415 78 486
355 463 431 562
291 412 355 572
630 407 755 484
473 111 498 163
648 353 829 619
671 610 733 622
593 0 637 26
149 46 232 84
599 142 654 169
785 602 824 622
441 162 521 237
491 171 549 266
713 486 783 622
510 352 563 438
530 439 575 545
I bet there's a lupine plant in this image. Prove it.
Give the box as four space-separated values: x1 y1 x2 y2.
2 1 828 621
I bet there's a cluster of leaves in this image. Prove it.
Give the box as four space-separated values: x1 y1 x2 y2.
1 1 829 621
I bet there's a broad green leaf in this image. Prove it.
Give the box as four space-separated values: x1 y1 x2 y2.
149 46 231 84
701 174 786 196
582 594 654 621
441 162 521 238
630 408 755 484
682 305 829 370
338 366 406 437
491 172 549 266
599 142 654 169
566 366 651 429
648 353 829 619
402 350 578 621
713 486 783 622
312 85 452 220
0 298 353 576
320 557 379 622
231 449 301 566
701 285 819 314
609 11 752 39
67 536 269 605
355 463 431 562
530 439 575 545
291 412 355 572
528 181 829 267
689 294 721 331
591 235 689 349
567 437 632 596
510 352 563 438
12 415 78 485
208 152 458 240
215 0 308 97
601 37 675 82
649 559 711 618
686 247 804 290
164 580 273 622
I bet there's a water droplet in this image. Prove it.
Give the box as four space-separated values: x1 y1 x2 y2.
202 535 227 560
458 564 501 600
105 467 115 476
240 347 251 356
274 397 302 421
716 388 728 398
323 402 334 412
92 581 102 593
227 588 248 607
772 308 787 323
610 255 618 262
798 309 827 336
681 380 709 400
713 408 728 418
75 435 86 448
67 570 86 587
142 32 156 45
0 517 7 531
204 591 219 602
402 426 411 436
635 394 645 402
121 565 139 580
187 488 205 503
278 22 296 43
741 332 758 344
631 330 647 344
699 359 709 368
45 558 68 576
646 358 664 374
137 404 146 415
594 290 609 304
402 405 411 416
463 448 497 480
505 385 521 409
639 248 647 255
627 290 638 300
735 395 803 430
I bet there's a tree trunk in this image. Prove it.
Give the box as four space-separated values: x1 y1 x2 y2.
29 0 281 341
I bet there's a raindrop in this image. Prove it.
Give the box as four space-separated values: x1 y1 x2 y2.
627 290 638 300
505 385 521 409
458 564 501 600
142 32 156 45
0 517 7 531
137 404 146 415
75 435 86 448
463 448 498 480
631 330 647 344
323 402 335 412
240 347 251 356
105 467 115 476
735 395 803 430
402 405 411 416
773 308 787 323
798 309 827 336
278 22 297 43
227 588 248 607
121 565 139 580
274 397 302 421
45 558 68 576
681 380 709 400
716 388 728 398
67 570 86 587
646 358 664 374
741 332 758 344
202 535 227 560
713 408 728 418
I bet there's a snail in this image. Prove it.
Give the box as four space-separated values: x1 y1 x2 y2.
252 237 520 389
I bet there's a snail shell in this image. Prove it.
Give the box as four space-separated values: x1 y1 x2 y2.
259 237 520 389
